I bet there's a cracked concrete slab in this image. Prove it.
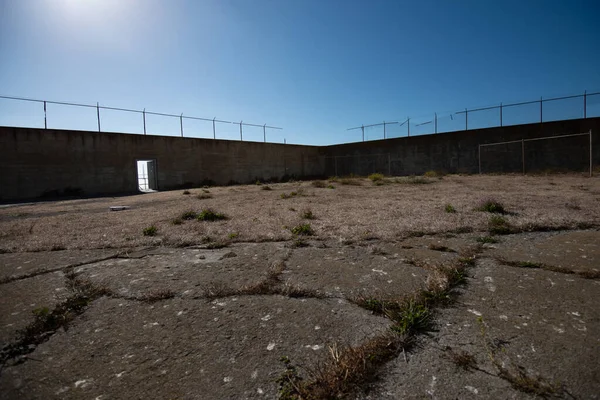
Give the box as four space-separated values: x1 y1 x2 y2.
0 249 120 281
359 258 600 399
485 230 600 273
284 246 428 298
0 271 68 346
74 243 289 299
0 295 390 400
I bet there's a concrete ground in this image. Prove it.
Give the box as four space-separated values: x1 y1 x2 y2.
1 175 599 399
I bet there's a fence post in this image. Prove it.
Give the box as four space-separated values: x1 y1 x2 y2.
43 101 47 129
212 117 216 140
143 108 146 135
590 129 593 177
434 113 437 134
465 108 468 130
180 113 184 137
500 103 503 127
584 91 587 119
361 125 365 142
263 124 266 143
407 117 410 137
96 102 101 132
540 97 543 123
383 121 386 139
522 139 525 174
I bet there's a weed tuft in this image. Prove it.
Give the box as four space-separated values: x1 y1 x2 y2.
197 208 227 221
261 185 272 191
476 198 507 214
368 173 384 182
197 193 213 200
446 347 478 371
311 180 327 188
143 226 157 236
182 190 191 195
291 223 314 236
445 204 456 213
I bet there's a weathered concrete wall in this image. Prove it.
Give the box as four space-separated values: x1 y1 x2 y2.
0 128 324 201
324 118 600 176
1 117 598 201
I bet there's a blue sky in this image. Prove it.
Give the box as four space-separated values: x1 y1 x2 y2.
0 0 599 145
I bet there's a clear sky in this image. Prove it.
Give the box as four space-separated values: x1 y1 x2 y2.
1 0 599 145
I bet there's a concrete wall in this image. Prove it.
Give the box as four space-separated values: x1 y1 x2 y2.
323 117 600 176
0 128 324 201
1 117 598 201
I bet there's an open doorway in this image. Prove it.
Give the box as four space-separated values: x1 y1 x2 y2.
136 159 158 192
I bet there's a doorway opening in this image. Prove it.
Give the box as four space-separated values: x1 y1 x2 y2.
136 159 158 192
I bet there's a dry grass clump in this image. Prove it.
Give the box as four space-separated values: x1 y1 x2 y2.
196 193 213 200
476 198 507 214
311 180 327 188
368 173 384 182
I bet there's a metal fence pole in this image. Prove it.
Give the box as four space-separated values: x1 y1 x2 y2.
521 139 525 174
263 124 266 143
434 113 437 134
143 108 146 135
212 118 216 139
96 102 101 132
500 103 503 127
180 113 184 137
383 121 386 139
465 108 468 130
361 125 365 142
584 91 587 119
590 129 593 177
43 101 47 129
239 121 243 141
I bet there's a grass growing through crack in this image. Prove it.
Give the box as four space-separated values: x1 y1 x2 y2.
278 251 478 399
1 274 111 366
489 215 512 235
445 347 478 371
477 236 499 244
477 316 563 397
